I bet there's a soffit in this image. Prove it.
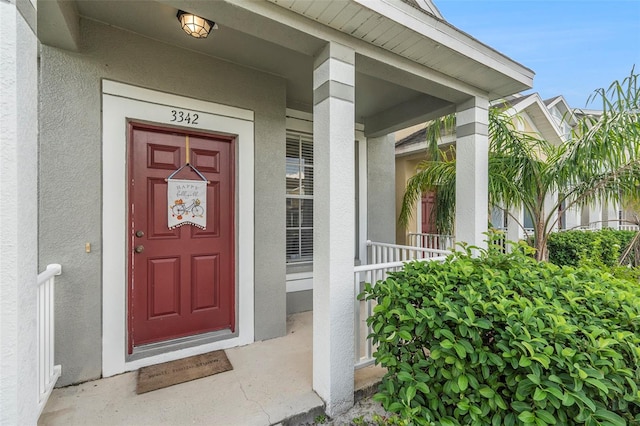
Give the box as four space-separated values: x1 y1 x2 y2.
266 0 533 99
38 0 530 135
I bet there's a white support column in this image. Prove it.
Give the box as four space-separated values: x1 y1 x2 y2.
506 207 524 249
563 203 582 231
604 201 619 229
1 2 39 424
367 134 396 244
455 96 489 250
312 41 355 417
588 201 603 230
544 191 559 233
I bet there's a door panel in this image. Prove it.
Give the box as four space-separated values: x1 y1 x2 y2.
421 190 437 234
148 178 179 239
148 257 181 318
128 123 235 352
191 255 220 312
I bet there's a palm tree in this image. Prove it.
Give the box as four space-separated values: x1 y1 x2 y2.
399 70 640 261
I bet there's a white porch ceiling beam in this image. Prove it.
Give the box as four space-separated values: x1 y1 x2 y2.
356 55 470 103
364 94 454 138
37 0 80 51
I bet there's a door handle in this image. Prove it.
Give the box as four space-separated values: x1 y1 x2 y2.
134 245 144 254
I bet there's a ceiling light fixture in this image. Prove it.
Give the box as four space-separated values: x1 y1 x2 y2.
177 10 217 39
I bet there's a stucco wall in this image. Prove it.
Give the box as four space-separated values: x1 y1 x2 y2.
39 19 287 386
367 135 396 243
395 155 423 245
0 2 39 423
286 290 313 315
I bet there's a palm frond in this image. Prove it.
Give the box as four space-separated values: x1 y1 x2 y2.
398 157 456 233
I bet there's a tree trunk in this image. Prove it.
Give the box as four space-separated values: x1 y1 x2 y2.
534 220 548 261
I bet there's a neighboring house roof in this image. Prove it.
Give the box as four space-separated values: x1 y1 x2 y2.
544 95 578 124
396 91 573 156
503 93 566 145
397 127 428 149
395 125 456 157
399 0 444 19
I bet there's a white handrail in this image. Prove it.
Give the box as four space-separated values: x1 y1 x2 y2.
407 233 455 251
367 240 449 266
354 255 447 369
37 264 62 417
37 263 62 285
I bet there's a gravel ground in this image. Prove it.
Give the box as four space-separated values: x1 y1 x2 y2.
323 396 391 425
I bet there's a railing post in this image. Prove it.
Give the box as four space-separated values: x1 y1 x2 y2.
354 270 361 365
37 264 62 417
353 255 448 369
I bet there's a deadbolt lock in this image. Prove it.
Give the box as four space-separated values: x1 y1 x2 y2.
135 230 145 238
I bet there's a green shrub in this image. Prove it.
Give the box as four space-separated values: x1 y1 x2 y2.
362 242 640 425
547 229 636 268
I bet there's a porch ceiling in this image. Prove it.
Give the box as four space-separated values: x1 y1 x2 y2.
37 0 533 137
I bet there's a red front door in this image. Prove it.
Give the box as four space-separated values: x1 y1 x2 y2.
128 123 235 352
421 190 437 234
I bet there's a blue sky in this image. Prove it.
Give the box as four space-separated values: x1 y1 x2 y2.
435 0 640 108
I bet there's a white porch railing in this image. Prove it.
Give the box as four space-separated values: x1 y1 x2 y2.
368 240 450 264
354 241 448 369
37 264 62 417
619 224 640 231
407 233 455 251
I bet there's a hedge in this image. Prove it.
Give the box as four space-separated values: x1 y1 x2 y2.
362 242 640 425
547 229 636 268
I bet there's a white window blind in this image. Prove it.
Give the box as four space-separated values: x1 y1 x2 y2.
286 132 314 263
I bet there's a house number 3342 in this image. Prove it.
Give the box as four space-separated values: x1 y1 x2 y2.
170 109 199 125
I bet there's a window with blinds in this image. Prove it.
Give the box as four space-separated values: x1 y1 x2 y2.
286 132 314 263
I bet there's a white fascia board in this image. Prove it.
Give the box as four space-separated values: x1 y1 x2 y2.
503 93 538 115
544 95 563 109
551 95 578 125
352 0 534 87
545 95 577 124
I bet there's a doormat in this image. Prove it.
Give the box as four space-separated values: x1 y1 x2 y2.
136 350 233 394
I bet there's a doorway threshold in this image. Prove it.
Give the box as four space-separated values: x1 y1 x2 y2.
128 328 236 362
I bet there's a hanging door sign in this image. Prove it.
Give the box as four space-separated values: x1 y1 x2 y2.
166 135 210 230
168 178 207 230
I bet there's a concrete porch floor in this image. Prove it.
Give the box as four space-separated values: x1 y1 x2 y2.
39 311 386 425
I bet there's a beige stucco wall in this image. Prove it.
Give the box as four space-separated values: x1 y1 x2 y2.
39 18 287 386
395 154 423 245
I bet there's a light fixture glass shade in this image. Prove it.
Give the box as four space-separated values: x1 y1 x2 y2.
177 10 216 39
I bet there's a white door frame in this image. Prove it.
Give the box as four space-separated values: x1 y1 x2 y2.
101 80 255 376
